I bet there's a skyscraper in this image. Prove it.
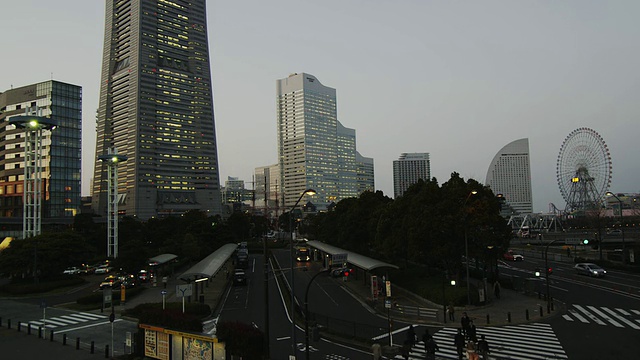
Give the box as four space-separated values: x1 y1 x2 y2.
356 152 375 194
393 153 431 198
485 138 533 215
276 73 369 209
0 80 82 224
92 0 222 220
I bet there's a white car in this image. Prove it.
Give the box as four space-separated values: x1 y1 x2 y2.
63 267 80 275
574 263 606 277
94 265 112 274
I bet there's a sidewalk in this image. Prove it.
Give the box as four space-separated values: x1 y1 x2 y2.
340 273 563 328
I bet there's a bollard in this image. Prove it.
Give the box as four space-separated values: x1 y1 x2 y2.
50 330 54 341
105 345 109 358
539 306 543 317
526 309 529 320
507 312 511 323
486 314 490 324
551 301 554 311
17 321 21 332
28 323 31 335
0 316 2 327
91 341 95 354
76 337 80 350
38 326 42 338
63 334 67 346
7 319 10 329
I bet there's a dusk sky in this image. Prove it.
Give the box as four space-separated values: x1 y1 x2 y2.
2 1 638 213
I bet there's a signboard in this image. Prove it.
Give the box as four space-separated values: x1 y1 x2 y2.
565 238 583 245
176 284 193 298
385 298 392 309
332 253 348 264
385 280 392 297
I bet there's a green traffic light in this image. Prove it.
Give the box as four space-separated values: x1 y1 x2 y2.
583 239 589 245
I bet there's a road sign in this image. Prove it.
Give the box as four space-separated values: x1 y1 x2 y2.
385 298 392 309
176 284 193 298
332 253 348 264
161 290 167 295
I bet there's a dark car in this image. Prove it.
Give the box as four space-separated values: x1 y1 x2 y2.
233 270 247 286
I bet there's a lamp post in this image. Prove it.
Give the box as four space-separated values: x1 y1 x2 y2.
305 269 330 360
288 188 316 358
463 190 477 306
98 148 128 259
606 192 626 264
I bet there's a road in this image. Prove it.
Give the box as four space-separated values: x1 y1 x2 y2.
499 255 640 360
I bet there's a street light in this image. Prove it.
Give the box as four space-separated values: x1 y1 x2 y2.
305 269 330 360
289 188 316 358
98 148 128 259
463 190 478 305
544 238 588 313
606 192 626 264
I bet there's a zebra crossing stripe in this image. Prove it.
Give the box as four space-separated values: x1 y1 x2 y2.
562 314 574 321
569 307 594 324
586 306 624 328
72 313 106 321
573 305 606 325
616 308 630 316
632 309 640 316
58 315 83 324
601 307 640 330
38 318 68 327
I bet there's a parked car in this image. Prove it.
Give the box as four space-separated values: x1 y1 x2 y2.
63 267 80 275
233 269 247 286
574 263 607 277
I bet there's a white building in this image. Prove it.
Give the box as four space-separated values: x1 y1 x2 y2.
393 153 431 198
485 138 533 215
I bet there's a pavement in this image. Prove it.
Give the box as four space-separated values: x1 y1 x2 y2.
0 256 562 359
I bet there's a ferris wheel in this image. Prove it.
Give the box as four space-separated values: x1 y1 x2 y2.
556 127 612 213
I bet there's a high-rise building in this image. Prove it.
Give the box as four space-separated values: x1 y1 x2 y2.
91 0 222 220
276 73 370 210
485 138 533 215
356 152 375 194
255 164 281 216
0 80 82 225
393 153 431 198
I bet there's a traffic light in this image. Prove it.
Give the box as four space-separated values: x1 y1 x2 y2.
547 267 553 275
592 240 599 250
341 268 352 277
582 239 589 245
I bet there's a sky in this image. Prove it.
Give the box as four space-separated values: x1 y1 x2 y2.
2 1 639 213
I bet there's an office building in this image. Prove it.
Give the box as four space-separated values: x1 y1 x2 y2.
0 80 82 226
276 73 370 210
255 164 281 216
91 0 222 220
356 152 375 194
485 138 533 215
393 153 431 198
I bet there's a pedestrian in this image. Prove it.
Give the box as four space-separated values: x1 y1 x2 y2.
425 337 439 360
466 340 479 360
422 329 432 345
460 312 470 338
371 341 382 360
406 324 416 346
468 320 477 343
401 338 411 360
477 334 490 359
448 303 455 321
493 281 501 299
454 328 465 360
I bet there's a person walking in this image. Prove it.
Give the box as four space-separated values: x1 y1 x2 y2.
406 324 416 346
468 320 478 343
401 338 411 360
460 312 471 338
454 328 466 360
493 281 501 299
477 334 490 359
422 329 432 345
448 303 455 321
466 340 479 360
425 337 439 360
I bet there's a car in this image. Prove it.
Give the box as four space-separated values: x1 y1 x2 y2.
78 265 95 275
63 267 80 275
95 265 112 274
574 263 607 277
138 270 151 282
233 269 247 286
503 251 524 261
99 275 122 289
330 267 352 278
121 274 137 288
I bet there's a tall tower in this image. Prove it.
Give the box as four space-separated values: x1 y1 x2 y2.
0 80 82 229
92 0 222 220
485 138 533 215
393 153 431 198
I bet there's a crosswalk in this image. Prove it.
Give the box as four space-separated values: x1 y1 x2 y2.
563 304 640 330
28 311 108 330
393 323 566 360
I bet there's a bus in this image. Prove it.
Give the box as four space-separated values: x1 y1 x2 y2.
295 247 310 262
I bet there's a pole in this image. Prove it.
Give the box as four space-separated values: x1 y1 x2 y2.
442 272 447 323
289 209 296 357
263 236 271 359
544 239 559 313
465 229 470 306
619 199 626 264
305 269 330 360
